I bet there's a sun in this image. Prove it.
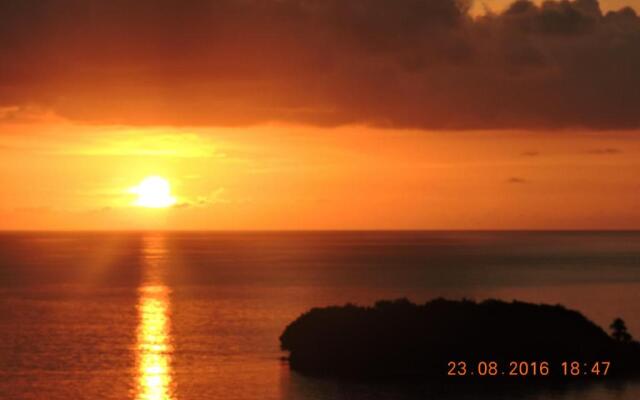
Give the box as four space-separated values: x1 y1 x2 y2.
129 176 177 208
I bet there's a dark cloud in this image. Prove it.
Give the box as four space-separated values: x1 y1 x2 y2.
521 151 540 156
0 0 639 129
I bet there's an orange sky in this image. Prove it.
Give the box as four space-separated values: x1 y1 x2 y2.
1 0 639 230
1 113 639 230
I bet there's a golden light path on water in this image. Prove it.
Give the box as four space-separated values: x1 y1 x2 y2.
135 235 175 400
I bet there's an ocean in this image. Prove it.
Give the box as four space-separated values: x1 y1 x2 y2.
0 231 639 399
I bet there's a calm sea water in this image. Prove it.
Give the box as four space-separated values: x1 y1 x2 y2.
0 231 639 400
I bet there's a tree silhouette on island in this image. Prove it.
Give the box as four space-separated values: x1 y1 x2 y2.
281 299 640 379
611 318 633 343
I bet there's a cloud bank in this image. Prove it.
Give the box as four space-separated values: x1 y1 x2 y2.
1 0 639 129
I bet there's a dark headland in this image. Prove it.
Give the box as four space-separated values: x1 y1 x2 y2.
280 298 640 380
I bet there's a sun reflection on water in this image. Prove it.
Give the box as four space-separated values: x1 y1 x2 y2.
135 235 175 400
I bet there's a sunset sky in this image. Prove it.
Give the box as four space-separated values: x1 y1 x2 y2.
1 0 639 230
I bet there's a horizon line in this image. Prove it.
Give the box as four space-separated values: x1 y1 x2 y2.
1 228 640 234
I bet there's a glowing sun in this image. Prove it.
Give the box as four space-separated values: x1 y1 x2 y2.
129 176 176 208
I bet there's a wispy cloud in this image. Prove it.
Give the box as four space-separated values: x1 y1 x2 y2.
175 188 229 208
586 148 622 155
62 131 219 158
507 177 528 184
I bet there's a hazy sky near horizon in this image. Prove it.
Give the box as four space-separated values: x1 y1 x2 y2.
1 0 639 230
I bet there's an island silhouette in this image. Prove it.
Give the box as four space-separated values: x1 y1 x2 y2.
280 298 640 379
